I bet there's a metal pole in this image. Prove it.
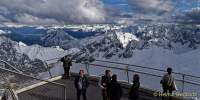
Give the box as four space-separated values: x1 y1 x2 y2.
0 60 23 74
126 66 130 84
2 63 5 68
85 61 90 75
0 67 65 86
182 74 185 93
64 87 67 100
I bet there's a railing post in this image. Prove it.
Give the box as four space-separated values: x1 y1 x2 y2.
182 74 185 93
85 61 90 75
126 66 130 84
64 86 67 100
2 63 5 68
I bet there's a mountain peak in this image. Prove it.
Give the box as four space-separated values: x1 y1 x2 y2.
18 41 27 47
41 29 76 47
114 31 139 48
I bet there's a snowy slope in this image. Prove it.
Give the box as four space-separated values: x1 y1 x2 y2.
0 36 46 74
15 42 80 63
94 45 200 76
0 30 11 35
0 30 6 35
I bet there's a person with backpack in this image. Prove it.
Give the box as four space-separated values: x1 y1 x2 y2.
61 55 72 79
129 74 140 100
98 70 112 100
160 67 177 99
107 74 123 100
74 70 89 100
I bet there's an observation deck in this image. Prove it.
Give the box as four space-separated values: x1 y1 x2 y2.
0 59 199 100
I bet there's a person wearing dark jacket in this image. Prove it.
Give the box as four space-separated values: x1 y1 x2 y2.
61 55 72 79
107 74 123 100
129 74 140 100
98 70 112 100
74 70 89 100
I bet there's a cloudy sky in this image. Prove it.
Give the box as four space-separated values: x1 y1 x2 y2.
0 0 199 25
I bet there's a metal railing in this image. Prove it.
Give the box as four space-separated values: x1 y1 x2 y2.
41 57 200 98
94 60 200 87
0 60 23 74
0 61 67 100
1 57 200 99
95 59 200 79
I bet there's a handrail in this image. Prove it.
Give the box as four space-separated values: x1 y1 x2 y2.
41 59 200 91
24 56 200 81
95 60 167 72
43 57 200 79
0 67 65 87
0 60 67 100
7 56 200 91
27 56 200 80
80 62 200 86
0 60 23 74
95 60 200 79
1 57 200 97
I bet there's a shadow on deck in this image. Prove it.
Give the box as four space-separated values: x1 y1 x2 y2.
17 76 181 100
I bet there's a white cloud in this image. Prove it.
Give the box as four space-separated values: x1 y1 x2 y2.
0 0 198 25
0 0 107 24
185 7 200 18
15 14 60 25
127 0 173 15
174 7 200 24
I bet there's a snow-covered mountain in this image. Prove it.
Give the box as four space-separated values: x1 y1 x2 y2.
1 23 200 96
79 24 200 58
0 35 80 75
72 24 200 76
1 23 200 76
16 42 80 63
40 29 77 47
0 36 45 74
0 30 7 35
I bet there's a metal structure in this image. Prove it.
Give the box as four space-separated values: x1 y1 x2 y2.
44 57 200 98
0 61 67 100
0 60 23 74
0 58 200 99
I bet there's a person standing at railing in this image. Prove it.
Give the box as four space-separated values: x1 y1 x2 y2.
160 67 177 99
60 55 72 79
74 70 89 100
107 74 123 100
1 76 19 100
98 70 112 100
128 74 140 100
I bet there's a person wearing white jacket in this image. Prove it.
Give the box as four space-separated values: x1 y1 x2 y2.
160 67 177 100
